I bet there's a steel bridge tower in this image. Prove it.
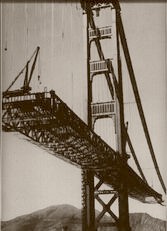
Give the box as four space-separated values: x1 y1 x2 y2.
81 1 130 231
2 2 165 231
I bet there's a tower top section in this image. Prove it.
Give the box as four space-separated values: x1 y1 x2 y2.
80 0 121 12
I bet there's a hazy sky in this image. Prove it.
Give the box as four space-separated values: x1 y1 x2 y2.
1 1 167 221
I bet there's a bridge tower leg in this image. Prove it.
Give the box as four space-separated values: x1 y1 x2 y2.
81 169 96 231
81 6 96 231
81 1 131 231
115 8 131 231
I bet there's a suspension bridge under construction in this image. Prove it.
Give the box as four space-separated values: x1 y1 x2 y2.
2 1 166 231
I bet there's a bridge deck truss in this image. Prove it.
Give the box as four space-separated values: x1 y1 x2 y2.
2 91 162 204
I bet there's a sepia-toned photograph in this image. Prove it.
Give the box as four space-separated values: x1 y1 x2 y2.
1 1 166 230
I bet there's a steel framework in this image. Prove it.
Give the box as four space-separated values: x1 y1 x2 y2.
2 91 162 214
2 91 162 202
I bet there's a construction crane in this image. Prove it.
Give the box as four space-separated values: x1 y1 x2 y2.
3 46 40 98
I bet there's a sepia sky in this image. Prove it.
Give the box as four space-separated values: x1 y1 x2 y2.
1 1 167 221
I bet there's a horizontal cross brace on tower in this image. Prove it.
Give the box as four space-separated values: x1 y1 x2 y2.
90 59 113 74
91 101 116 117
89 26 112 40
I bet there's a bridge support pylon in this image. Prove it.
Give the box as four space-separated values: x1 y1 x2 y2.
81 1 131 231
81 169 96 231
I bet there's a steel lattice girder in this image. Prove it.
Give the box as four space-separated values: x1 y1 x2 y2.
2 91 163 204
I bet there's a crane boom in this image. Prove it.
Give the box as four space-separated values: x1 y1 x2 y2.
3 46 40 98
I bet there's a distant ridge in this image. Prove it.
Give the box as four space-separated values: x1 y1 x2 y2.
1 204 166 231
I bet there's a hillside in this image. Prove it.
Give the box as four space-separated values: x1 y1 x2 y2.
1 204 166 231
